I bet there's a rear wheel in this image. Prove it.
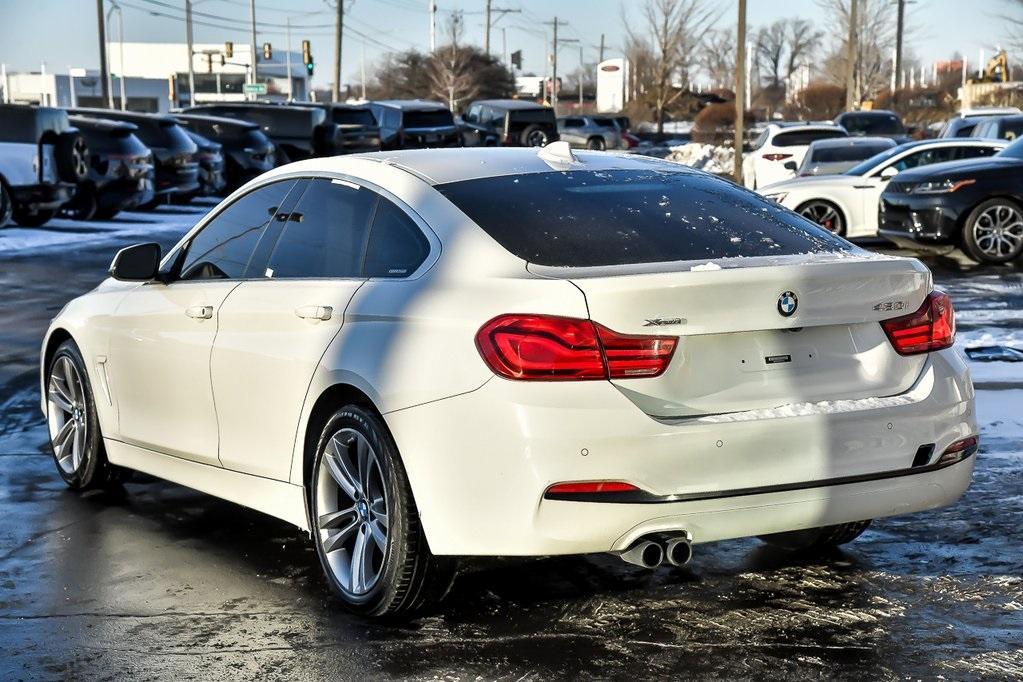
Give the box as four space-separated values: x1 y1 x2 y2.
46 340 131 489
0 182 12 227
310 405 455 617
59 185 98 221
962 198 1023 264
758 520 872 552
797 200 846 236
586 136 606 151
12 207 55 227
55 132 90 183
521 125 550 147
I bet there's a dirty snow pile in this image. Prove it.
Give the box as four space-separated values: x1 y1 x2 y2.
664 143 740 175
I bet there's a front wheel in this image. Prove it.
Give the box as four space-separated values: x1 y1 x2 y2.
310 405 455 617
797 200 846 236
586 136 607 151
758 520 872 552
962 198 1023 264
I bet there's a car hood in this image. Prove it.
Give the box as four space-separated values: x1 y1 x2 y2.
894 156 1023 181
759 174 864 192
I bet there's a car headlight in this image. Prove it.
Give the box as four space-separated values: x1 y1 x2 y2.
911 178 976 194
763 192 787 203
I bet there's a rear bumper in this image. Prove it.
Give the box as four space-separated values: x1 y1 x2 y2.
155 165 201 196
97 175 154 212
385 348 976 556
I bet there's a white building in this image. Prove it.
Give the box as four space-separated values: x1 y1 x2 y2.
1 41 310 113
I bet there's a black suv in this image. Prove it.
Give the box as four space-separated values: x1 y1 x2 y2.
181 103 343 163
68 109 199 209
62 115 154 220
368 100 460 150
0 104 87 227
461 99 558 147
172 113 276 192
301 103 381 154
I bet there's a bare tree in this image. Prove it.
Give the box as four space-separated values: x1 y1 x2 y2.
816 0 897 104
699 28 736 90
625 0 720 136
425 12 480 110
754 18 822 113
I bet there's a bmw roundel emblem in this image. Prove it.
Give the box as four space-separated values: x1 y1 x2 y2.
778 291 798 317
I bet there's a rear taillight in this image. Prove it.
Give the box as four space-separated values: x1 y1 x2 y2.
763 153 793 161
881 290 955 355
475 314 677 381
546 481 639 495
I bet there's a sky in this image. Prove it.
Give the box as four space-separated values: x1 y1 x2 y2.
0 0 1014 89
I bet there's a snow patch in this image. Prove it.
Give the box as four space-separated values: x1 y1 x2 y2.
690 262 722 271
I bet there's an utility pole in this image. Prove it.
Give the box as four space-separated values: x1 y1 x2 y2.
96 0 110 107
333 0 344 101
485 0 492 55
248 0 258 100
285 16 293 100
845 0 858 110
186 0 196 106
361 40 367 100
429 0 436 52
486 5 521 58
578 45 584 107
734 0 746 184
599 34 605 63
894 0 905 93
550 17 560 114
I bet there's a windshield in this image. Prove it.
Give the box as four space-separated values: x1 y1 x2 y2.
333 108 376 126
844 146 906 175
436 169 851 267
404 109 454 128
840 113 905 136
997 137 1023 159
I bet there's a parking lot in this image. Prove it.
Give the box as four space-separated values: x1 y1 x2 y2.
1 204 1021 679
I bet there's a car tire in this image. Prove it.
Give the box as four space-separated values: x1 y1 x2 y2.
45 340 132 490
0 182 13 227
586 136 606 151
961 198 1023 264
55 132 90 183
12 207 55 227
60 184 98 221
521 125 550 147
797 199 846 236
310 405 456 617
758 520 872 552
93 205 121 220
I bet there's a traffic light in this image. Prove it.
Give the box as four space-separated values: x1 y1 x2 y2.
302 40 314 76
511 50 522 70
262 42 272 60
224 41 233 58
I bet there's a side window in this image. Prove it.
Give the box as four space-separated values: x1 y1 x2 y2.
178 180 295 280
363 199 430 278
956 145 999 160
266 178 375 279
891 148 953 172
464 105 480 124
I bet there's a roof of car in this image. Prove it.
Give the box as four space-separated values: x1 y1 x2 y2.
766 122 845 133
272 147 690 187
893 138 1006 151
371 99 450 110
808 136 894 148
172 113 259 129
68 107 179 124
836 109 899 118
67 114 138 132
472 99 548 110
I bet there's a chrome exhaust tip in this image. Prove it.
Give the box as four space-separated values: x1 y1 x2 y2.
616 539 664 569
664 535 693 567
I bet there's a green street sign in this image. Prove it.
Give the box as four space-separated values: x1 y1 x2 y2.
243 83 267 95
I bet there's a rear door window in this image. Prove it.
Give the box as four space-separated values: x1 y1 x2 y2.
890 147 957 171
955 145 1000 160
436 169 850 268
265 178 375 279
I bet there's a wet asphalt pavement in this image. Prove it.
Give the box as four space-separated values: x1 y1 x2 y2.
1 203 1021 680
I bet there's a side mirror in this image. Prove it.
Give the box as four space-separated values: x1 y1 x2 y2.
783 160 797 171
109 243 162 281
880 166 899 180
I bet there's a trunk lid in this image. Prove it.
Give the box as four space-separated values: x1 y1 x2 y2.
542 253 932 417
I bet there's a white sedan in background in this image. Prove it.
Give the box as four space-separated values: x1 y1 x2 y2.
759 139 1007 238
742 123 848 189
41 144 976 617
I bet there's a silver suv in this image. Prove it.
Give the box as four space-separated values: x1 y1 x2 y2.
556 115 625 151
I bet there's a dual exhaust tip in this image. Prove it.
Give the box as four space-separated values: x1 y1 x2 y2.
616 533 692 569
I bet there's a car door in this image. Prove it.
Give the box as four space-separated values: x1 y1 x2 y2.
211 177 377 480
858 147 960 232
461 104 485 146
106 179 297 465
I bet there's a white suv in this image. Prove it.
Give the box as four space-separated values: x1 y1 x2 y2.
743 123 847 189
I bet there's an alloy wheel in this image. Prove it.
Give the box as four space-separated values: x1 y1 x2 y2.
316 428 389 595
799 201 843 233
72 137 90 180
46 355 88 474
972 203 1023 259
526 130 548 147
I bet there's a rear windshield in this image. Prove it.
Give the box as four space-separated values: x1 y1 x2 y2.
333 108 376 126
403 109 454 128
508 109 555 126
774 129 847 147
436 169 851 267
839 113 906 136
812 142 893 162
592 117 616 127
998 119 1023 140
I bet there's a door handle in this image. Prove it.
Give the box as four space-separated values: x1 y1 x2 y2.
295 305 333 321
185 305 214 319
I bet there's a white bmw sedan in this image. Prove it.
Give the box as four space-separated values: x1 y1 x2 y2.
41 144 977 616
759 139 1007 238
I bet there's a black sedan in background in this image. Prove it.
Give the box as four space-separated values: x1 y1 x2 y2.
879 137 1023 264
172 114 275 192
67 109 199 209
62 115 154 220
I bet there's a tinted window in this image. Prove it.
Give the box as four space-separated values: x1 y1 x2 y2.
436 169 850 267
774 129 847 147
839 113 905 135
508 109 555 126
1000 120 1023 140
179 181 295 280
364 200 430 277
561 118 585 127
956 145 999 160
592 117 616 127
811 142 893 162
332 108 376 126
890 147 957 171
267 178 375 279
404 109 454 128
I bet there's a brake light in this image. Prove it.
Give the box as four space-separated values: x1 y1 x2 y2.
763 153 793 161
475 314 678 381
546 481 639 494
881 290 955 355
